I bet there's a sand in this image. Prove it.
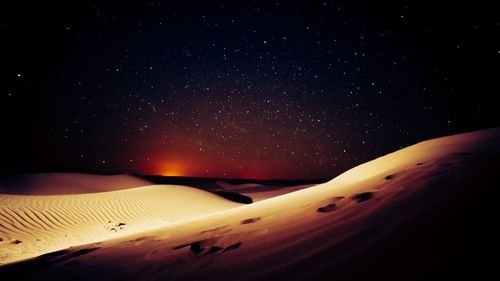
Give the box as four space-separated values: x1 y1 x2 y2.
215 181 318 201
1 128 499 280
0 173 151 195
0 185 241 264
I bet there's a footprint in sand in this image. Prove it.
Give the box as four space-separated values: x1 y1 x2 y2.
173 240 206 255
106 221 127 232
351 192 374 203
174 239 243 255
241 217 261 224
205 246 224 255
317 197 345 212
223 242 242 252
317 204 337 212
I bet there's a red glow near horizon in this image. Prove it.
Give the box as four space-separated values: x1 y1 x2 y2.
149 161 271 179
158 162 186 176
138 153 285 179
132 139 333 179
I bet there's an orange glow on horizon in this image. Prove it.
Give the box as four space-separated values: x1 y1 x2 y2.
144 152 301 179
159 162 187 177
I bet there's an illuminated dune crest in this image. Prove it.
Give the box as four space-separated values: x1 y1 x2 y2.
0 185 241 264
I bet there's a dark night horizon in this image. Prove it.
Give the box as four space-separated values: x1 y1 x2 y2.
1 1 498 179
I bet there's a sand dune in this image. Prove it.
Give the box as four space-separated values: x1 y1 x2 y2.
139 176 325 202
0 185 241 264
0 173 151 195
216 181 319 201
1 128 500 280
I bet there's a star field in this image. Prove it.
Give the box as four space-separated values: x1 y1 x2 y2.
1 1 498 178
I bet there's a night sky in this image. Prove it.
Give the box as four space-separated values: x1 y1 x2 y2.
1 1 498 179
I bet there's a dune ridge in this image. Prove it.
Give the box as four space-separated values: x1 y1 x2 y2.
0 173 151 195
1 128 499 280
0 185 241 264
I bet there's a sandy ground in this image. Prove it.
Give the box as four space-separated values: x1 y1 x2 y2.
0 185 241 264
215 181 318 201
0 173 151 195
1 128 499 280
